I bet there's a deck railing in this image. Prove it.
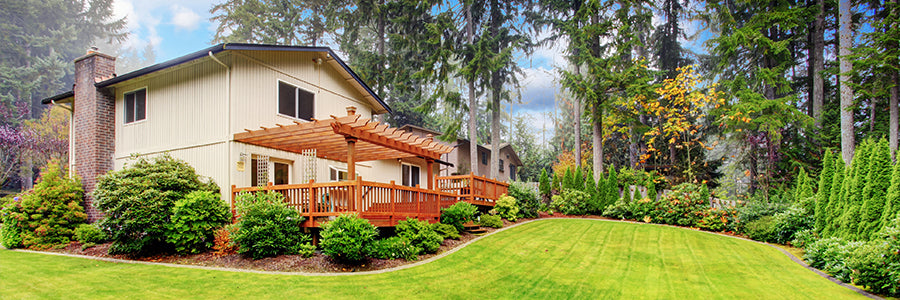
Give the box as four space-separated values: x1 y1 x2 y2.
436 174 509 206
232 174 508 227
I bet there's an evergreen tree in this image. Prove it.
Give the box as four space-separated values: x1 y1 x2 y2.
539 169 551 197
646 179 657 201
858 139 892 239
700 183 711 204
815 150 835 232
585 170 599 209
574 166 584 191
838 140 872 239
880 162 900 231
823 156 846 236
604 166 619 208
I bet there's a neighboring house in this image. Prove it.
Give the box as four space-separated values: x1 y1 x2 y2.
399 125 524 182
42 44 463 223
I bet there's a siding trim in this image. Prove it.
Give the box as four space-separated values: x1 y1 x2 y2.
115 140 228 160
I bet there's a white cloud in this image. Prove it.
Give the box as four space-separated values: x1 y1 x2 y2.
170 4 202 31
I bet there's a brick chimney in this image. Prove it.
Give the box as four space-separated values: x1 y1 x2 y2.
73 48 116 221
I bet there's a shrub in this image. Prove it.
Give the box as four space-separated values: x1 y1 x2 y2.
212 226 237 256
508 182 539 219
165 191 231 254
697 207 737 232
320 214 377 261
431 223 460 239
552 189 590 215
231 191 310 259
734 200 788 234
790 229 817 248
803 237 855 282
478 214 503 228
93 154 218 254
602 199 631 219
396 218 442 254
74 223 106 244
441 202 477 231
538 169 551 199
493 194 519 221
744 216 777 242
0 160 86 250
771 204 814 244
365 237 420 260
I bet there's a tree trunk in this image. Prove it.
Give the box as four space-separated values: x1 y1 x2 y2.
811 0 825 124
839 0 855 165
890 0 899 161
574 68 582 169
376 0 386 97
592 103 603 182
466 3 478 176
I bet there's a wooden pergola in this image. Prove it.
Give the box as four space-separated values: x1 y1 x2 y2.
233 107 454 189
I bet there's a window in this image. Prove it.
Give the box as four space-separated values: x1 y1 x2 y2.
278 81 314 121
402 164 420 187
124 89 146 123
510 164 517 181
330 167 348 181
500 159 505 172
273 162 289 185
481 151 488 165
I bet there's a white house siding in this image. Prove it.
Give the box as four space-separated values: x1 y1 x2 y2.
113 143 229 200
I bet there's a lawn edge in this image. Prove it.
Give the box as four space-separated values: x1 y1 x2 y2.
0 217 886 298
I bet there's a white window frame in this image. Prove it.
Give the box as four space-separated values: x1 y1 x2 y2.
401 163 421 187
123 86 148 125
276 79 315 122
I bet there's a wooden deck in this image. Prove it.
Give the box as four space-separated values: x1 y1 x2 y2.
231 174 508 227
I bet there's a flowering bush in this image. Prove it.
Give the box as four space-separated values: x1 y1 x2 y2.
365 237 420 260
0 160 86 250
696 207 738 232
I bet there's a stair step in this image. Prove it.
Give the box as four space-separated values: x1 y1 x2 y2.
467 228 488 234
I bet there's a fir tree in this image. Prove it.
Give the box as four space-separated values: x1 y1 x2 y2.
815 150 835 232
700 183 711 204
585 170 599 211
574 167 584 191
646 179 658 201
605 167 619 208
858 139 892 239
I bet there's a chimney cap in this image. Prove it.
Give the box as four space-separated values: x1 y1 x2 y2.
346 106 357 116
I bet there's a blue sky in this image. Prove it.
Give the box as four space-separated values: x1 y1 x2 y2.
110 0 708 138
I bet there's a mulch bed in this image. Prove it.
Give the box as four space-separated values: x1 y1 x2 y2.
45 222 511 273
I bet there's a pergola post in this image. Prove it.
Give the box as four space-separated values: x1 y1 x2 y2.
426 158 435 190
346 137 357 180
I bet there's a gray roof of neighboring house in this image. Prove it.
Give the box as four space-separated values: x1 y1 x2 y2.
41 43 391 114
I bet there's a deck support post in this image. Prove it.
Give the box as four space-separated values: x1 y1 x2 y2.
346 137 357 180
426 159 435 190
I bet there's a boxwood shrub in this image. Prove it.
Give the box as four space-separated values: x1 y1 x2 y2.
320 214 377 261
365 236 419 260
231 191 310 259
165 191 231 254
396 218 442 254
430 223 460 239
478 214 503 228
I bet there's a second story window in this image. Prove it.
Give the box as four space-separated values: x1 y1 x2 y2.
481 151 488 165
278 81 314 121
500 159 504 172
124 88 146 123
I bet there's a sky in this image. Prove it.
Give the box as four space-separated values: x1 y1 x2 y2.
109 0 708 142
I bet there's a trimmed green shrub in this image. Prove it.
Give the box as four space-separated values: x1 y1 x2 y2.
744 216 777 242
165 191 231 254
790 229 817 248
551 189 590 215
880 162 900 232
508 182 539 219
93 154 218 254
803 237 854 282
231 191 310 259
0 160 86 250
493 194 519 221
441 202 477 231
478 214 503 228
815 150 835 233
823 156 846 236
602 199 631 220
771 203 814 244
858 139 891 239
365 237 420 260
74 223 106 244
396 218 442 254
320 214 377 261
735 200 788 234
431 223 460 239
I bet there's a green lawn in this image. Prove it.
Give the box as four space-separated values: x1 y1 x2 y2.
1 219 863 299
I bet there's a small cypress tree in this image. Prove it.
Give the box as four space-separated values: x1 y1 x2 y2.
700 183 710 204
563 168 574 190
858 139 891 239
552 172 561 193
823 156 846 236
815 150 835 233
879 162 900 232
585 170 599 212
574 167 584 191
646 179 658 201
538 169 551 197
839 140 872 239
605 166 619 208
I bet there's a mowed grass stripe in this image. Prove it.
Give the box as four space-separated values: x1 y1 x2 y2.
0 219 865 299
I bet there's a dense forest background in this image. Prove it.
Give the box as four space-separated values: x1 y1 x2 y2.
1 0 897 201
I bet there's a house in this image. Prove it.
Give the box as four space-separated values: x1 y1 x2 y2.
399 125 524 182
41 43 506 226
